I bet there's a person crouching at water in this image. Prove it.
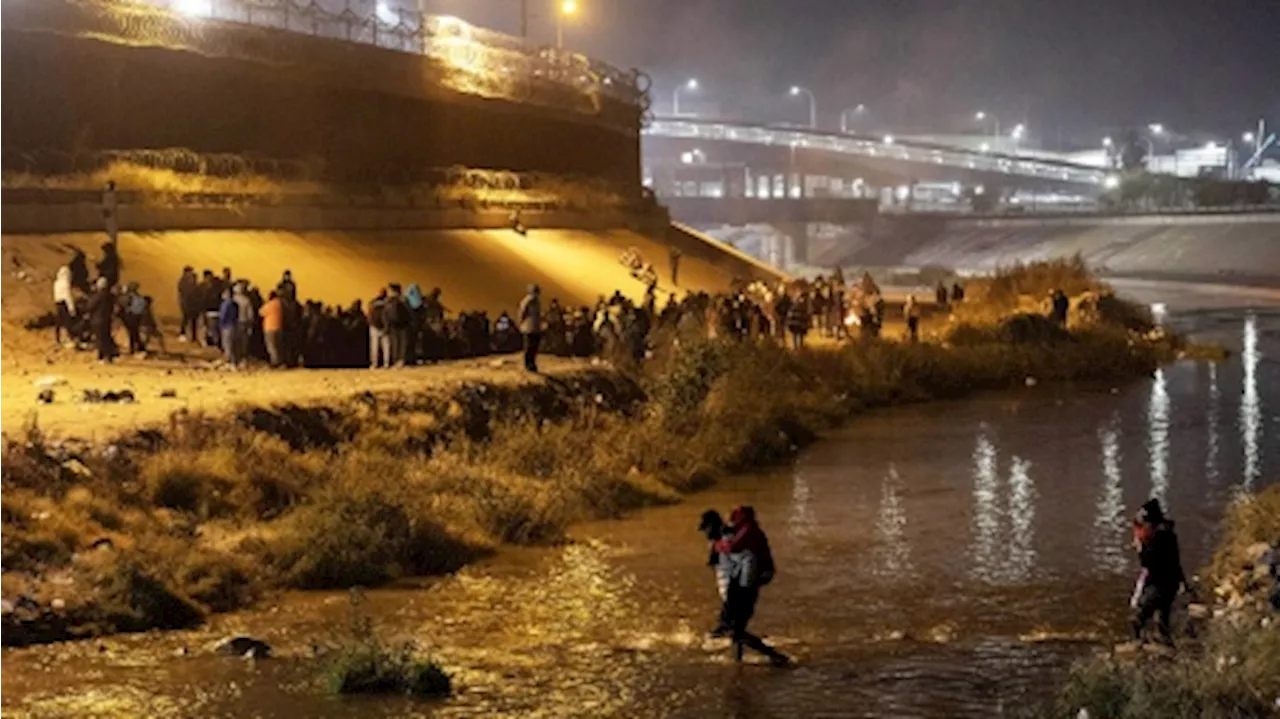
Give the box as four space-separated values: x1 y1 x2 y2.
698 510 733 638
1130 498 1187 645
715 506 790 665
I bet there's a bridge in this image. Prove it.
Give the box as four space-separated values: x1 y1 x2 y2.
642 117 1110 212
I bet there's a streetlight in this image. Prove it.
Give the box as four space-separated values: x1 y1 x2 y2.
790 86 816 129
975 110 1000 142
1243 131 1256 144
672 78 698 116
1102 136 1113 148
556 0 577 50
840 103 867 133
1145 123 1165 171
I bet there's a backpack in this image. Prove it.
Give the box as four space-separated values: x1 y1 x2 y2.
368 299 386 329
383 299 408 327
126 293 147 316
756 535 776 586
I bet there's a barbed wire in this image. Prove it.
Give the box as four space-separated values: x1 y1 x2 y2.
1 147 650 211
8 0 650 124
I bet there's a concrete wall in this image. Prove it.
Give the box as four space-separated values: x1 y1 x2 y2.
849 213 1280 281
1 1 642 188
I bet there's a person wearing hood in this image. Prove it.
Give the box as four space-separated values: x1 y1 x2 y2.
714 506 789 665
404 283 425 365
1130 498 1187 644
53 265 77 346
86 277 117 363
96 242 121 288
68 248 91 294
699 510 734 638
518 283 542 372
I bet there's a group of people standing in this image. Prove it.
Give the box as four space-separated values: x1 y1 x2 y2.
51 242 160 362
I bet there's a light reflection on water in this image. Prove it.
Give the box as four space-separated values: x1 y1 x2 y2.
1146 368 1170 505
3 306 1277 718
969 427 1002 584
1092 413 1129 574
1240 313 1261 491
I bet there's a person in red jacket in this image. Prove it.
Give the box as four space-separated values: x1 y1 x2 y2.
714 506 789 665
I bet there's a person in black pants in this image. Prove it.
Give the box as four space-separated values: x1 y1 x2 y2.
86 277 117 363
715 506 790 665
1131 498 1187 644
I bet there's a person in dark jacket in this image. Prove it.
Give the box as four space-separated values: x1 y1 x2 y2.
1131 498 1187 644
218 289 239 368
86 277 117 362
1049 289 1070 328
96 242 121 288
785 294 810 350
177 266 199 341
714 506 789 665
384 283 409 367
699 510 734 638
68 248 92 294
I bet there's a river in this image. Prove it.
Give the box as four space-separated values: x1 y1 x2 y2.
3 283 1278 718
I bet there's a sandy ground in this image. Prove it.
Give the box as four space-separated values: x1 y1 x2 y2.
1 344 593 444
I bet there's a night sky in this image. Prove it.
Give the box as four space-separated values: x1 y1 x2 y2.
413 0 1279 147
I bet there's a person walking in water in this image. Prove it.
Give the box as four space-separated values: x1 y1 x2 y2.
698 510 733 638
1130 498 1187 645
518 283 543 372
715 506 790 665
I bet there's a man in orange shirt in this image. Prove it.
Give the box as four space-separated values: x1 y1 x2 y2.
260 290 284 368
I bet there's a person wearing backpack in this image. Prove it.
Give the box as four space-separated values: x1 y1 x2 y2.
120 281 149 355
715 506 790 665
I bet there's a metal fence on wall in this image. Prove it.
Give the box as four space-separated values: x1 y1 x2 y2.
128 0 645 110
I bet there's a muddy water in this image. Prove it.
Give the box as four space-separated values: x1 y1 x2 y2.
4 290 1279 719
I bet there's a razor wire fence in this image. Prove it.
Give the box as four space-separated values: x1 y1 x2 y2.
6 0 650 122
1 146 651 211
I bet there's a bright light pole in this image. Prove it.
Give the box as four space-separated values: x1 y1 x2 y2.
790 86 817 129
556 0 577 50
840 103 867 133
1145 122 1165 171
975 111 1000 143
672 78 698 116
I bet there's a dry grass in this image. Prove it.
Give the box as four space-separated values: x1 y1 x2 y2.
1 262 1182 644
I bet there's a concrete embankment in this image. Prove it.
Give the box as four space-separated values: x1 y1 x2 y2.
838 213 1280 282
1 213 782 334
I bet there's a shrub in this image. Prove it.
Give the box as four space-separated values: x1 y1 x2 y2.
326 590 451 699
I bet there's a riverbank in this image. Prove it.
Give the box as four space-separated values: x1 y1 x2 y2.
1052 485 1280 718
1 263 1182 646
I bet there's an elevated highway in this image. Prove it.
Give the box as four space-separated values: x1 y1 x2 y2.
643 117 1109 201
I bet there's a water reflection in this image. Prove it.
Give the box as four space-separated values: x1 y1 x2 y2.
1240 313 1261 491
789 469 816 538
1146 368 1170 505
873 464 912 578
1092 414 1128 573
1206 362 1220 486
970 427 1002 583
1006 457 1036 581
